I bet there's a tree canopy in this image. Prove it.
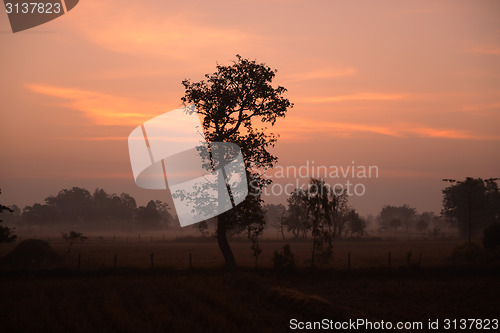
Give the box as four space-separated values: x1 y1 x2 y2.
13 187 174 231
181 55 293 267
378 205 416 233
0 189 17 244
442 177 500 239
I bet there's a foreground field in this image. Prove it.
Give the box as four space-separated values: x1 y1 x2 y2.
0 238 498 332
0 237 467 270
0 267 498 333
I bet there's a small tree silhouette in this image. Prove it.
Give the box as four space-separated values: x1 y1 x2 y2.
248 223 263 267
483 223 500 250
62 231 87 253
272 244 295 270
0 189 17 244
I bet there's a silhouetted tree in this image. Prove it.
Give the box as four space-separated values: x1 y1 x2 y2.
415 212 434 233
88 189 137 228
378 205 416 234
272 244 295 270
21 203 59 225
0 189 17 244
306 179 347 264
0 204 20 225
483 223 500 250
346 209 366 237
263 203 286 239
416 219 429 233
283 179 359 265
88 188 112 227
283 189 309 238
155 200 176 228
62 231 87 253
181 55 293 267
305 179 340 266
331 190 350 239
115 193 138 225
399 204 416 235
442 177 500 247
248 223 264 267
45 187 92 224
20 187 139 230
389 218 402 232
135 200 161 229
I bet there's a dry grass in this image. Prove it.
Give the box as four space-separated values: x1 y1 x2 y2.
0 237 498 332
0 237 462 270
0 267 498 332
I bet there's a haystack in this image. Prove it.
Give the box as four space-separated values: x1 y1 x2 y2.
1 239 62 268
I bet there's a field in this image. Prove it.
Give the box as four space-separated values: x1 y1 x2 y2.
0 234 467 270
0 237 499 332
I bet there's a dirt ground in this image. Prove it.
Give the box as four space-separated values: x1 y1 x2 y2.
0 236 462 270
1 237 498 332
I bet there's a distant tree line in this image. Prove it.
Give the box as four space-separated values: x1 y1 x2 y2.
374 177 499 240
376 204 443 236
2 177 497 244
0 187 176 231
263 177 500 242
264 179 367 241
263 186 448 242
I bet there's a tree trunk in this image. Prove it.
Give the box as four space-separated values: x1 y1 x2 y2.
311 233 316 268
217 213 237 268
279 216 286 240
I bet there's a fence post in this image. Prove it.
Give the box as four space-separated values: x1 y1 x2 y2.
150 252 154 270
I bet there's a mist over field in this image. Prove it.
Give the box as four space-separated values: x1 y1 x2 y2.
1 0 500 332
1 178 499 332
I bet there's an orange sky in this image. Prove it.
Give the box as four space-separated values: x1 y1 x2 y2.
1 0 499 216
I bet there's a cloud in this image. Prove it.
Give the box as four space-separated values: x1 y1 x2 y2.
380 169 444 179
63 172 133 180
286 67 357 82
386 8 438 18
71 2 264 60
301 92 404 103
26 84 500 142
26 84 165 126
465 46 500 56
77 136 129 141
279 117 500 141
405 127 486 140
462 101 500 113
